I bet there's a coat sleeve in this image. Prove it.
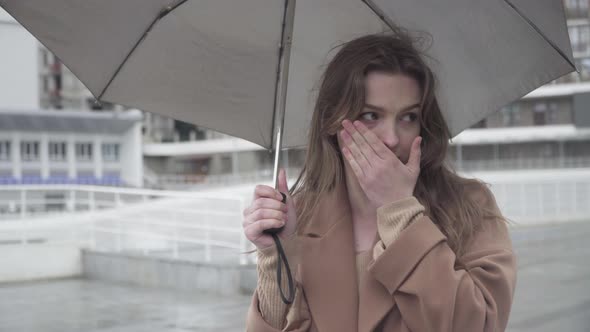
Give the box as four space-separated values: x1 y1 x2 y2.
368 193 517 331
245 236 312 331
246 285 312 332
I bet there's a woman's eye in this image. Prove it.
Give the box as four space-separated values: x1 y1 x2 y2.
400 113 418 122
359 112 378 121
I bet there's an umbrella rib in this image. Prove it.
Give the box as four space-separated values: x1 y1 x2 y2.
503 0 576 72
97 0 189 101
361 0 402 33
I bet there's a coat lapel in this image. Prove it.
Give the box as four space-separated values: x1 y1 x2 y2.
358 262 396 332
298 181 358 332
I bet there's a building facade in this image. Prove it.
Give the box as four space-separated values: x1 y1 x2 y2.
450 0 590 173
0 9 39 110
0 109 143 186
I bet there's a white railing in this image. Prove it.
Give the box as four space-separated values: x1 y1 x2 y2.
0 185 254 265
144 167 301 189
469 169 590 225
458 157 590 172
86 196 252 264
0 185 158 219
1 169 590 267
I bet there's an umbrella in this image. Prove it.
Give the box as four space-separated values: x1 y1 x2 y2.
0 0 576 303
0 0 576 176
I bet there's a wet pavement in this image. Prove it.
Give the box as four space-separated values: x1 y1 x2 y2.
1 221 589 332
507 221 590 332
0 279 251 332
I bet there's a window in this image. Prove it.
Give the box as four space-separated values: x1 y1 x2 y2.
547 102 558 124
102 143 120 162
41 49 49 66
533 103 547 125
75 142 93 161
501 104 520 127
221 156 232 173
49 142 67 161
0 141 10 161
569 24 590 54
42 76 50 93
21 141 39 161
566 0 589 19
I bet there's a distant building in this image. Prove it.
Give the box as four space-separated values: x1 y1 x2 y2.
0 9 39 109
449 0 590 173
0 109 143 186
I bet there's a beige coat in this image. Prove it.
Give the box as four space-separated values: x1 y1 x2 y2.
246 182 517 331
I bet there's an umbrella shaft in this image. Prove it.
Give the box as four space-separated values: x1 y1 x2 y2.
272 0 296 189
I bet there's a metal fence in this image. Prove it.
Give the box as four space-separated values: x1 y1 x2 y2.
457 157 590 172
470 169 590 225
1 169 589 266
0 185 253 264
144 167 301 190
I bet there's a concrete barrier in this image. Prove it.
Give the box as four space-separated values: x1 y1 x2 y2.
81 250 257 295
0 244 82 282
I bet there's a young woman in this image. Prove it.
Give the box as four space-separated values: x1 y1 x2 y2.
242 32 516 332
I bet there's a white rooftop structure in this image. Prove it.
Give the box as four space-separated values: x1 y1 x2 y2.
143 138 264 158
0 108 142 133
524 82 590 99
452 125 590 145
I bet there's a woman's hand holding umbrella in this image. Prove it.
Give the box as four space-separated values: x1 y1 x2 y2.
242 168 298 304
242 168 297 251
339 119 422 210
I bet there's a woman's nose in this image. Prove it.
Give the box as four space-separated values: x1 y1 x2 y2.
378 124 399 149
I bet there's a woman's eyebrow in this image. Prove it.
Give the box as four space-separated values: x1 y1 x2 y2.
364 103 421 113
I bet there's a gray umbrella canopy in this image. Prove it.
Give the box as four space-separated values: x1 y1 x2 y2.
0 0 575 150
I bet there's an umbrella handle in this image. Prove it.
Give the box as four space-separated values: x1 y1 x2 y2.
262 192 295 304
270 232 295 304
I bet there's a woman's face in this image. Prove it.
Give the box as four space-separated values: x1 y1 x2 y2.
338 71 422 164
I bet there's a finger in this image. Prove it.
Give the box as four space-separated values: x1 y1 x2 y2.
352 120 391 160
277 168 289 199
341 145 365 179
406 136 422 172
243 197 287 217
245 219 285 239
253 184 284 201
252 208 286 223
340 129 370 172
342 120 377 165
243 208 287 227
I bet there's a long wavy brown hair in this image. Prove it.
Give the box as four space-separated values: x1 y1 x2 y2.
290 32 503 257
